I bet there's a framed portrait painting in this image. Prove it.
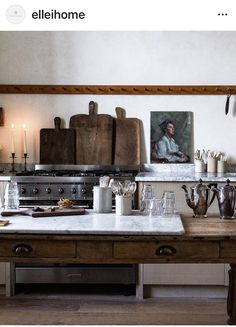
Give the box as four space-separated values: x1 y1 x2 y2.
150 111 193 163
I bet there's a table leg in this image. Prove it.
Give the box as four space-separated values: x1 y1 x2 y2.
5 263 15 296
136 264 144 299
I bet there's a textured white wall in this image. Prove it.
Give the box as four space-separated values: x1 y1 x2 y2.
0 31 236 163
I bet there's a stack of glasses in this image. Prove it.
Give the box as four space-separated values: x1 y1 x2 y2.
140 184 176 217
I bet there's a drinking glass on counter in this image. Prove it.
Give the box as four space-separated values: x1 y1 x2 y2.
149 198 163 217
162 190 175 215
4 181 20 210
140 184 154 214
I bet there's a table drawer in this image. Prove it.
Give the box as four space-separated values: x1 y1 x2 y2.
77 241 113 259
0 240 76 258
114 241 219 259
220 241 236 258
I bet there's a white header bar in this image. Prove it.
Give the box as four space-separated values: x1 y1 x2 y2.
0 0 235 31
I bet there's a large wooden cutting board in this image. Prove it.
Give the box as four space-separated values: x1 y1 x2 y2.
69 101 113 165
114 107 141 165
40 117 76 164
1 207 85 218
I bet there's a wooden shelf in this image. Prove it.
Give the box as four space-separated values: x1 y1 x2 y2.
0 84 235 95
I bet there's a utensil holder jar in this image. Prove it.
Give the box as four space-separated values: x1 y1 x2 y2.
217 160 226 173
116 195 132 216
195 160 206 173
207 157 217 173
93 186 112 213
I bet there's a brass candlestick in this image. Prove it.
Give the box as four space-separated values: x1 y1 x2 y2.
10 153 17 173
22 153 28 172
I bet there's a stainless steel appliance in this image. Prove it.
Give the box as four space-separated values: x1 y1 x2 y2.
11 164 139 289
12 164 139 208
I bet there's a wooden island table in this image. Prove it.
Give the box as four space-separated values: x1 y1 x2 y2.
1 212 236 324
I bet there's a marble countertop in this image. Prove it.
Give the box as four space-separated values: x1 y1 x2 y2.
0 210 184 235
135 171 236 182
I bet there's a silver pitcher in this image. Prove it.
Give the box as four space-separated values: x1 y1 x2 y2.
212 179 236 219
182 179 216 218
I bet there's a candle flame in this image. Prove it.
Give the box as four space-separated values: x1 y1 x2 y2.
11 123 14 129
23 124 26 129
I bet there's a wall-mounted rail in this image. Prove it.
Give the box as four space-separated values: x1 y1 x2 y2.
0 85 235 95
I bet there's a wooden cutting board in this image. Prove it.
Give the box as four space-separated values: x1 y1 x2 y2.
1 207 85 218
40 117 76 164
114 107 141 165
69 101 113 165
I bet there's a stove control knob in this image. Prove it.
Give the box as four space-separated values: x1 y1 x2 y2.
71 187 77 194
46 187 51 194
21 187 26 194
58 187 64 194
32 187 39 194
81 187 87 195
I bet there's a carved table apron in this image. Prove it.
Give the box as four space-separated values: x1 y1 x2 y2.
1 216 236 324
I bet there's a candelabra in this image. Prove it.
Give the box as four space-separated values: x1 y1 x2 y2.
10 153 17 173
22 153 28 172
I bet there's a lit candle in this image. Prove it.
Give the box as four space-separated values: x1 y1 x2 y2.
23 124 27 154
11 124 15 154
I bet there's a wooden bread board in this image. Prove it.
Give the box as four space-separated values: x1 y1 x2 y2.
1 207 85 218
69 101 113 165
114 107 141 165
40 117 76 164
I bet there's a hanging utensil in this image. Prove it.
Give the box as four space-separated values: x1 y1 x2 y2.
225 92 231 115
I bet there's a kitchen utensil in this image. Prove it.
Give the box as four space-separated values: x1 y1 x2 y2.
93 186 112 213
99 176 110 188
195 160 206 173
0 107 3 126
115 195 132 215
225 93 231 115
69 101 113 165
129 182 137 195
217 160 226 173
110 180 120 195
114 107 141 165
207 157 217 173
212 179 236 219
182 179 216 218
123 180 132 196
1 207 85 217
40 117 76 164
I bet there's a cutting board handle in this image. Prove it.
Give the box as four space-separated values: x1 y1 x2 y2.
54 117 61 130
115 107 126 119
89 101 97 115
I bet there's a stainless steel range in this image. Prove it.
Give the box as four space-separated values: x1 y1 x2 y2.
12 164 139 208
10 164 139 291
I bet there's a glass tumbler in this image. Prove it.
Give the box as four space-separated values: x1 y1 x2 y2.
149 198 163 217
4 181 19 210
140 184 154 214
162 191 175 215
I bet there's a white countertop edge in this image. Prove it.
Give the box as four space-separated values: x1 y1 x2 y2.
0 212 185 236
